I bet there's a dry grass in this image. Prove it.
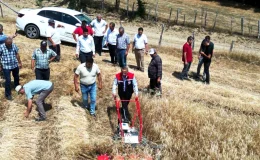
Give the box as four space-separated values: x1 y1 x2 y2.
0 8 260 159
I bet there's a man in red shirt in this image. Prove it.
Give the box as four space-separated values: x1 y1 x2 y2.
72 20 93 41
180 36 193 80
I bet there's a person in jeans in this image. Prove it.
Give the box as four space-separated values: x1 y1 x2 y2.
112 67 138 123
31 40 57 80
116 27 130 68
74 57 102 117
90 14 108 56
200 38 214 84
148 48 162 96
132 27 148 72
106 22 118 64
0 37 22 100
46 19 64 62
76 28 95 63
72 20 93 42
15 80 54 121
180 36 193 80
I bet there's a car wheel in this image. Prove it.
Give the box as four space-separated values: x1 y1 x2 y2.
25 24 40 39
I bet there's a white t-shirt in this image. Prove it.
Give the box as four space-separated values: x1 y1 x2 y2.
133 33 148 49
46 26 61 46
90 19 107 36
75 63 100 85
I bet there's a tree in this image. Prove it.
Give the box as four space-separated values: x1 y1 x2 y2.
137 0 146 18
115 0 120 12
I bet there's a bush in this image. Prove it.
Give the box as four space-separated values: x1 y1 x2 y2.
137 0 146 19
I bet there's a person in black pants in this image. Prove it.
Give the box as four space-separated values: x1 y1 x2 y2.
112 67 138 123
32 41 57 80
106 22 118 64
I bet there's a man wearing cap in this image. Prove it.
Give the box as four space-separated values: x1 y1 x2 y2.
198 36 214 84
31 40 57 80
116 27 130 68
46 19 64 62
180 36 193 80
15 80 54 121
74 57 102 117
90 14 108 56
148 48 162 96
112 67 138 123
76 28 95 63
132 27 148 72
72 20 93 42
0 37 22 100
106 22 118 64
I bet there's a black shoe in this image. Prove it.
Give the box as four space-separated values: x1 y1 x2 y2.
90 114 96 118
6 95 12 101
35 117 46 122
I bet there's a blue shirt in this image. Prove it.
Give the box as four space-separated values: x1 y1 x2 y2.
0 43 19 69
0 33 7 44
23 80 53 99
32 48 57 69
116 33 130 49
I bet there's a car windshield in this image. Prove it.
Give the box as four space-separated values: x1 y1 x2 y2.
74 14 92 25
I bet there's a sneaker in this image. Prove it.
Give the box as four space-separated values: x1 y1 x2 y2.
35 117 46 122
6 95 12 101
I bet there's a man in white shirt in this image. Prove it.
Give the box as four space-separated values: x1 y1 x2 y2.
74 57 102 117
106 22 118 64
76 28 95 63
46 19 64 62
132 27 148 72
90 14 108 56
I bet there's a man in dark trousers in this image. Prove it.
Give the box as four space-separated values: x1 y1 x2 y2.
148 48 162 96
106 22 118 64
15 80 54 121
112 67 138 123
180 36 193 80
199 38 214 84
31 40 57 80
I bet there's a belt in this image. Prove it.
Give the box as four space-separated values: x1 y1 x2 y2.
135 48 144 50
80 82 95 86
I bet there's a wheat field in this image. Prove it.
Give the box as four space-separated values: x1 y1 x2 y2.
0 1 260 159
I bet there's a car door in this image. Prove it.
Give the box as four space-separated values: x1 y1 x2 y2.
60 13 79 44
35 10 50 37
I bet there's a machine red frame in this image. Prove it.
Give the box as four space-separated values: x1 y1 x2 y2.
114 97 143 143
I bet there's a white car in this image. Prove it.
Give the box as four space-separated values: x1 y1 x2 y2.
16 7 108 50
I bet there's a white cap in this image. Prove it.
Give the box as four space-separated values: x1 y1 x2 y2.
149 48 156 55
15 85 22 93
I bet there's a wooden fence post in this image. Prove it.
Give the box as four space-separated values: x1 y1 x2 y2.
192 32 195 50
183 14 186 25
194 10 197 24
168 8 172 25
176 8 180 24
231 17 234 34
101 0 104 11
0 5 3 18
132 2 135 17
241 17 244 35
258 20 260 39
201 8 204 29
229 41 234 52
126 0 129 17
204 9 207 28
212 12 218 31
155 0 159 21
148 7 151 20
158 24 165 47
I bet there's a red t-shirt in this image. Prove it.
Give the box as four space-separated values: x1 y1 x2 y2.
73 26 93 36
182 42 192 62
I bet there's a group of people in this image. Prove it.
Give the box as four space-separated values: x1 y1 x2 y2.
181 36 214 84
0 14 214 122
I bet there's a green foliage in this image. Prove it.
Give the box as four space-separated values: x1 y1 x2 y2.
137 0 146 19
35 0 43 6
67 0 91 11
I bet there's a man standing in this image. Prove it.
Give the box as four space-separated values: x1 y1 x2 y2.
76 28 95 63
106 22 118 64
148 48 162 96
72 20 93 42
15 80 54 121
180 36 193 80
31 40 57 80
74 57 102 117
116 27 130 68
0 37 22 100
112 67 138 122
46 19 63 62
90 14 108 56
132 27 148 72
199 37 214 84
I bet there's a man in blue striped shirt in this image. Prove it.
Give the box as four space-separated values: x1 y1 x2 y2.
116 27 130 67
31 41 57 80
0 37 22 100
